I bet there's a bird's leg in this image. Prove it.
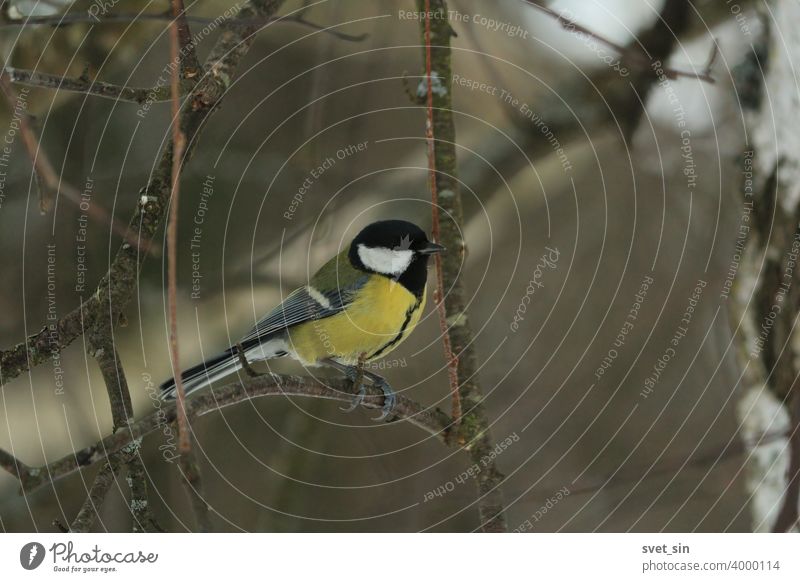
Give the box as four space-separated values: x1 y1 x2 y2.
235 343 260 378
323 358 397 420
361 368 397 421
322 358 367 412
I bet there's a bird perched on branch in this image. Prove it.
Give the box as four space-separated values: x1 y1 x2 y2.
160 220 445 419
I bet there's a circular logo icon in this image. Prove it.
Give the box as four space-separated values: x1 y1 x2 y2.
20 542 46 570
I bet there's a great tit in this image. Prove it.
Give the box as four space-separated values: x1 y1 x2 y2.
160 220 445 419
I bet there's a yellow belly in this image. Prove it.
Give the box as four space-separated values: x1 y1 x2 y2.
288 277 426 365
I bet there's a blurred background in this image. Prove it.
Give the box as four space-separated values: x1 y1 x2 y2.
0 0 777 532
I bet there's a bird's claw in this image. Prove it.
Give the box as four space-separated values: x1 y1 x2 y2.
372 379 396 421
340 382 366 413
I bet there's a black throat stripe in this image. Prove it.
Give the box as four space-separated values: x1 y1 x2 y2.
368 299 421 360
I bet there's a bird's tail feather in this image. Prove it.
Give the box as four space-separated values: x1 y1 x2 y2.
159 335 290 400
159 348 240 400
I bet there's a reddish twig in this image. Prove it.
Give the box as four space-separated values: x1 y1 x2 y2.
167 0 189 456
423 0 461 426
0 71 154 253
167 0 211 531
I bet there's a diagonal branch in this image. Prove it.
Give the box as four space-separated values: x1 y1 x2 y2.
0 71 152 250
0 373 453 494
0 0 288 385
524 0 714 83
69 456 123 532
170 0 202 86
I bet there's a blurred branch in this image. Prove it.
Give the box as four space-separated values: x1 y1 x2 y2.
0 373 453 494
729 2 800 532
0 9 369 42
0 0 288 384
518 0 692 145
774 394 800 531
0 70 147 250
417 0 506 533
0 0 290 534
525 0 715 83
2 66 169 103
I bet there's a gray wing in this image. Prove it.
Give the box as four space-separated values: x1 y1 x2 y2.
240 279 367 344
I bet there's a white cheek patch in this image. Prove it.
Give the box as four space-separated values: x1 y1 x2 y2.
358 244 414 275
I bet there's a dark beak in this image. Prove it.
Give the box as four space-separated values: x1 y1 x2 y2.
418 241 446 255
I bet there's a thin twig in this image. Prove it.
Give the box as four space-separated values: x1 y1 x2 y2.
0 70 152 251
524 0 716 84
0 10 369 42
3 66 168 104
165 4 204 534
0 71 53 211
167 0 190 456
178 446 212 531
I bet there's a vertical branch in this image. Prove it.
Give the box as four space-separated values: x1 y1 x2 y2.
127 457 163 532
416 0 506 532
168 0 210 532
422 0 461 426
774 393 800 531
732 2 800 532
89 342 133 432
167 0 190 456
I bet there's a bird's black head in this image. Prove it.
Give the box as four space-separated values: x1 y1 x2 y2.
348 220 444 297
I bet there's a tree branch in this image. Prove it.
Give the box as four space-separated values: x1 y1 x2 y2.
166 0 211 532
69 456 123 532
0 373 453 494
525 0 713 83
0 10 369 42
127 456 163 532
2 66 169 104
0 0 288 384
170 0 202 86
416 0 507 533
